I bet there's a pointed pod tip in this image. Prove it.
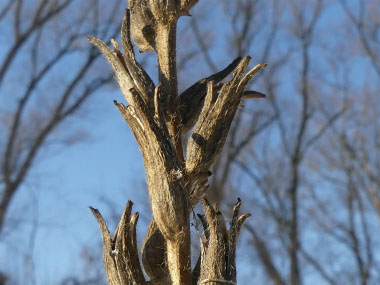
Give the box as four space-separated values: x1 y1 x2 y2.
110 38 119 50
238 213 252 224
242 90 267 99
88 206 99 215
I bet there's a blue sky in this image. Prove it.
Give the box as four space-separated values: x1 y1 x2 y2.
1 0 379 284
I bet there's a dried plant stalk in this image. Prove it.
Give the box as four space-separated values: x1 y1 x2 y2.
89 1 265 284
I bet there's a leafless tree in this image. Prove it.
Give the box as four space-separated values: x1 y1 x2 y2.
201 0 380 284
4 0 378 284
339 0 380 78
303 2 380 283
235 1 341 283
0 0 124 237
